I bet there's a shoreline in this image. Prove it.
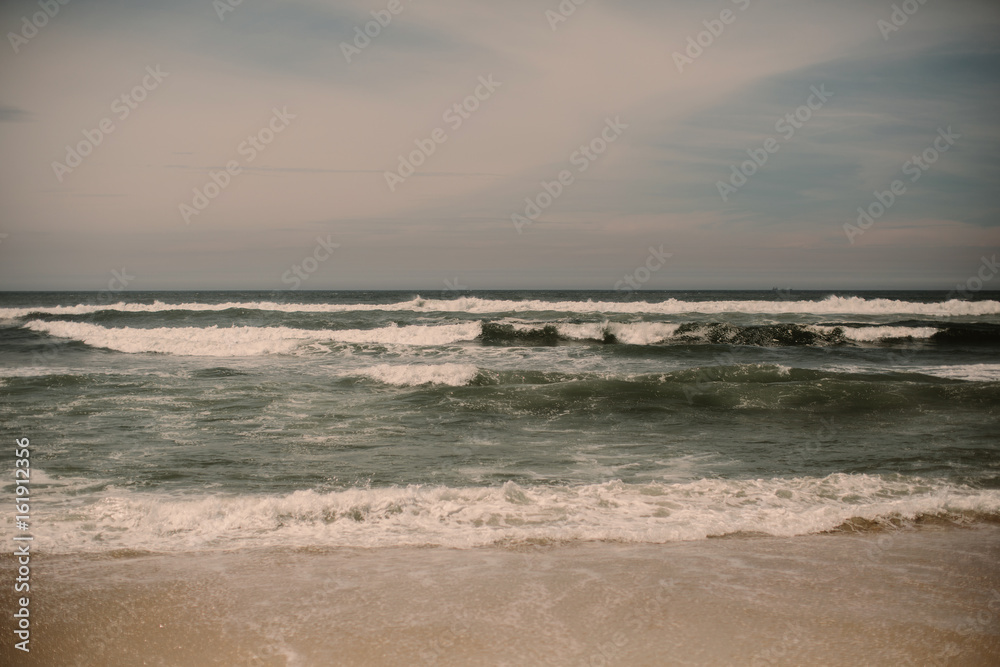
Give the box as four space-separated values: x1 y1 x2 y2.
3 525 999 665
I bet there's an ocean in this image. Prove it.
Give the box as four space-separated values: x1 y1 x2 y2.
2 290 999 665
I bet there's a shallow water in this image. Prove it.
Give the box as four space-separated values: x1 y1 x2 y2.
3 527 998 666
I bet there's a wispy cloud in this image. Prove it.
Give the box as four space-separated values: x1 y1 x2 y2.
0 105 32 122
0 0 998 289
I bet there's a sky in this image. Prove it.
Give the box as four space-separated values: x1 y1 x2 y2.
0 0 998 291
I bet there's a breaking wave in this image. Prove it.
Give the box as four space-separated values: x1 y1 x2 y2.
3 294 999 318
15 473 1000 553
359 363 480 387
22 319 998 356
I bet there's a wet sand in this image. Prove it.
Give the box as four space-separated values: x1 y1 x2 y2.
3 525 999 666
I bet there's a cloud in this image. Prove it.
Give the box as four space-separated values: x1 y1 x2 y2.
0 105 32 122
0 0 998 288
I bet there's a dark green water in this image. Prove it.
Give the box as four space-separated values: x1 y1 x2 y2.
1 290 998 551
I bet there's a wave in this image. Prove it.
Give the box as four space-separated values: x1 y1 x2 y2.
23 320 481 356
461 321 960 348
24 321 317 356
903 364 1000 382
5 362 986 398
13 473 1000 553
496 322 681 345
0 366 94 378
930 323 1000 345
3 294 1000 318
22 318 994 357
325 322 480 346
359 363 480 387
812 325 938 342
345 365 998 413
474 321 955 348
346 363 793 390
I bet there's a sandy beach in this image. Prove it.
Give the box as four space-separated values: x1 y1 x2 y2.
3 525 998 666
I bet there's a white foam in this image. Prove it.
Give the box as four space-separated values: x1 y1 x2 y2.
558 321 682 345
3 295 998 318
908 364 1000 382
11 473 999 553
0 366 87 378
17 319 688 356
812 325 939 342
23 321 482 356
25 321 314 356
328 322 480 346
359 363 479 387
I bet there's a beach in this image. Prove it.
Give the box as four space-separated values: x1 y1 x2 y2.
3 525 998 665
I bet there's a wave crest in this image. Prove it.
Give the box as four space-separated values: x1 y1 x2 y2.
4 294 999 318
360 363 480 387
14 473 1000 553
